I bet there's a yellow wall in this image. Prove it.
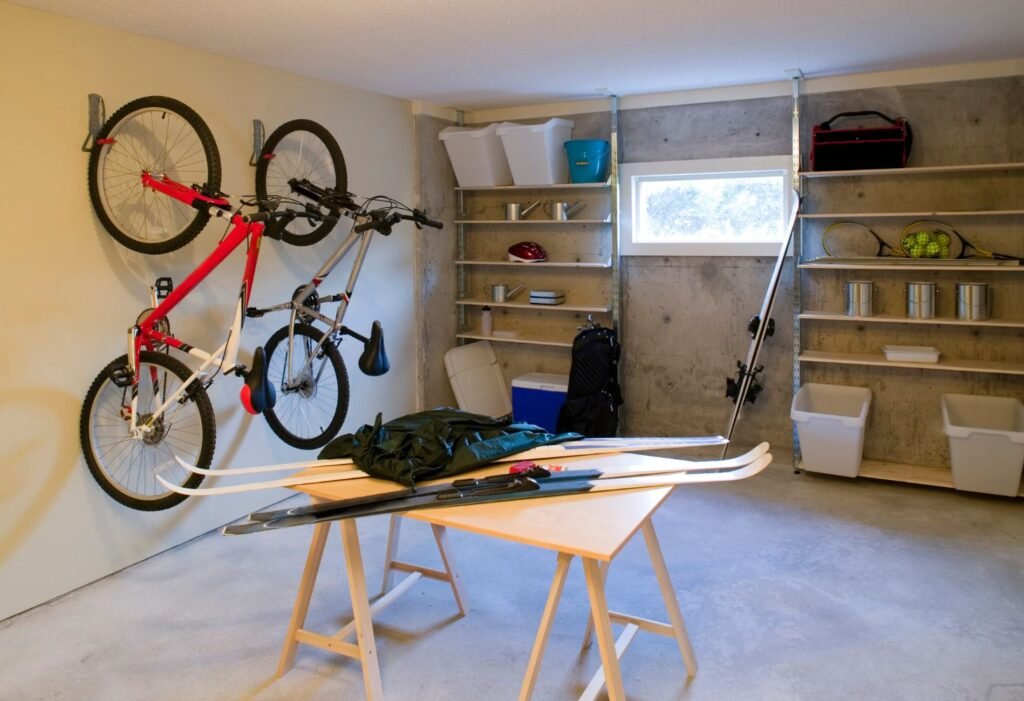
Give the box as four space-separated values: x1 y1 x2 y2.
0 2 418 619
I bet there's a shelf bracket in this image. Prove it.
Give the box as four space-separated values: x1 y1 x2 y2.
80 93 105 152
249 119 266 166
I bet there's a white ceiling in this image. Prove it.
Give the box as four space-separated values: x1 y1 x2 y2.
15 0 1024 110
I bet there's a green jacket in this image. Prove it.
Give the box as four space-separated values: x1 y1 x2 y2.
318 408 581 485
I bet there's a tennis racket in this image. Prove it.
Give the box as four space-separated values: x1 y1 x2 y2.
822 222 907 258
901 220 1020 260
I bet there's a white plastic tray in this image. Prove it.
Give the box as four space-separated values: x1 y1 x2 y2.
882 345 941 362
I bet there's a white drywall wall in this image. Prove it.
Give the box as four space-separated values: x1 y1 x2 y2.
0 2 417 620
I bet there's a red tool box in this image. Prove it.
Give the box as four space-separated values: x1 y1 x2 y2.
810 111 912 171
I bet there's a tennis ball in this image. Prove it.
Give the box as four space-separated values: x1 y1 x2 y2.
909 245 925 258
915 231 931 245
939 245 950 258
936 232 950 245
926 241 941 257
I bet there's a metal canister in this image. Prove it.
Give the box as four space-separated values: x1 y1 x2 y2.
906 281 937 319
845 281 874 317
955 282 989 321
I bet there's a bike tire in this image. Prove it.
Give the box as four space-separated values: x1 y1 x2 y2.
263 323 350 449
254 119 347 246
80 351 216 511
88 96 221 255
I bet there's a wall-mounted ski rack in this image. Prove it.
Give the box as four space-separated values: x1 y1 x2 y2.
80 93 105 152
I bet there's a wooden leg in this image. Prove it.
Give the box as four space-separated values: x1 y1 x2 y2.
642 519 698 677
380 514 403 596
582 557 625 701
518 552 573 701
431 524 468 616
580 561 609 651
277 522 330 677
339 519 385 701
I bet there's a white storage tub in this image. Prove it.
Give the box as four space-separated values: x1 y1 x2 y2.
439 123 517 187
791 383 872 478
496 119 574 185
883 345 941 363
941 393 1024 497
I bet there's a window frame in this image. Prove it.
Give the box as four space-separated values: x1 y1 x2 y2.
619 155 794 256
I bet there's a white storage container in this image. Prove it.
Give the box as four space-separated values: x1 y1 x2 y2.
791 383 872 477
443 341 512 418
497 119 575 185
883 345 941 363
941 393 1024 497
439 123 517 187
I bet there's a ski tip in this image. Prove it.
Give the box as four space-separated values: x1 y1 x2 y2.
173 454 199 474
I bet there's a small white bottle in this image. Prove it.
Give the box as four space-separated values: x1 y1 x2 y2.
480 306 493 336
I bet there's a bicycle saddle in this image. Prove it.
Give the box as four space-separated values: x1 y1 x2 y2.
358 321 390 377
240 346 277 414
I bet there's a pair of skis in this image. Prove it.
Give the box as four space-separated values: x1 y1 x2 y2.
159 435 730 497
222 442 772 536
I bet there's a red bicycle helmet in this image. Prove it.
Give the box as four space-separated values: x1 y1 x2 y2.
507 241 547 262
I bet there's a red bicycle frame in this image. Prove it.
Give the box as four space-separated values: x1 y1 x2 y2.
128 173 266 388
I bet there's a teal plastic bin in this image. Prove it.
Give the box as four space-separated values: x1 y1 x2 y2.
564 140 610 183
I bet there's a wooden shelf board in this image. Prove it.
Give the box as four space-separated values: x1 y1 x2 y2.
455 332 572 348
800 459 1023 496
799 210 1024 219
457 259 611 268
455 219 610 225
799 350 1024 375
799 312 1024 329
799 262 1024 272
800 162 1024 178
457 298 611 313
456 182 611 191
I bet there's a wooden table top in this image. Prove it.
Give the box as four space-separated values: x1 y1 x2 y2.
296 452 682 561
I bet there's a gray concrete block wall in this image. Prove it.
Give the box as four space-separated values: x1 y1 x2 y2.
416 76 1023 466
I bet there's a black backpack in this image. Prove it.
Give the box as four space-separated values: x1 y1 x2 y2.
556 325 623 437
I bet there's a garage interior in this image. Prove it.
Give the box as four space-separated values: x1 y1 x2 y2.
0 1 1022 700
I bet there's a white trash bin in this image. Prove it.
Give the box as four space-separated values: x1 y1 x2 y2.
439 123 518 187
496 119 575 185
791 383 872 478
941 394 1024 497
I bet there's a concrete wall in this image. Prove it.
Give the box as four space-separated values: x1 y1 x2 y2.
417 75 1024 466
0 3 417 620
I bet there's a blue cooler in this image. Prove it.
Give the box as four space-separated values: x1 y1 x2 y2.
564 139 610 183
512 373 569 433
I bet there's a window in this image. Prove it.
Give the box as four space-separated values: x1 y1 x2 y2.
619 156 793 256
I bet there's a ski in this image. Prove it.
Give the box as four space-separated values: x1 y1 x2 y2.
222 452 772 536
171 435 728 479
245 442 769 523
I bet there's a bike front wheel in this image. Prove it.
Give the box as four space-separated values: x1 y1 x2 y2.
263 323 350 449
80 351 216 510
255 120 347 247
88 96 221 254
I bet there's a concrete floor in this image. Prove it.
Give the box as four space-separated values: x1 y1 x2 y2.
1 463 1022 701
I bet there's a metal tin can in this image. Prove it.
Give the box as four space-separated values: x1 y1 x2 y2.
906 281 937 319
845 281 874 317
955 282 989 321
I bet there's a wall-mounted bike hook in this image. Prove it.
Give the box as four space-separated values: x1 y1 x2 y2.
80 93 105 152
249 119 265 166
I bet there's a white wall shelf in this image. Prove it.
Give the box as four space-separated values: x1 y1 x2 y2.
455 182 610 192
800 162 1024 178
799 210 1024 219
455 331 573 348
454 219 611 225
799 311 1024 329
457 259 611 268
457 298 611 313
799 262 1023 272
799 350 1024 376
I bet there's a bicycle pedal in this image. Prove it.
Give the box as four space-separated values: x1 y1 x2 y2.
245 307 264 318
110 365 134 388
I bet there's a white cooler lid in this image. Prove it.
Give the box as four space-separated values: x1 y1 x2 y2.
512 372 569 392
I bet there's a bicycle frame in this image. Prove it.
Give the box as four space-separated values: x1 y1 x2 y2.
126 173 266 438
251 218 376 390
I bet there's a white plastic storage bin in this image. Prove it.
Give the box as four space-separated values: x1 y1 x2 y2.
512 373 569 433
496 119 575 185
791 383 872 478
439 123 517 187
443 341 512 418
941 394 1024 497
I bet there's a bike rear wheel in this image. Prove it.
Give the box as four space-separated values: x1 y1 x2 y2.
88 96 221 254
255 119 347 246
80 351 216 510
263 323 350 449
